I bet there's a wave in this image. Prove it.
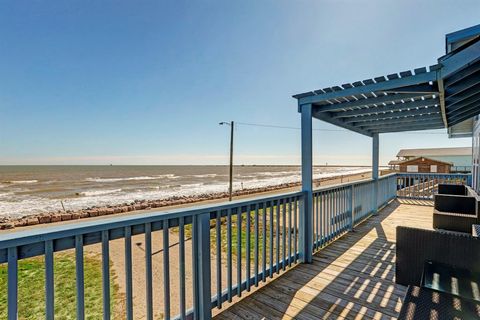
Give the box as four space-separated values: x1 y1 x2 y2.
85 175 176 183
2 180 39 184
79 189 123 196
0 192 13 198
191 174 218 178
0 167 372 218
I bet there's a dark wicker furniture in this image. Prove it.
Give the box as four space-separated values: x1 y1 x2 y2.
433 184 479 233
421 261 480 301
396 227 480 319
396 226 480 287
398 286 480 319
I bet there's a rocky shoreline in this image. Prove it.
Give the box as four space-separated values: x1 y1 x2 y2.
0 172 368 230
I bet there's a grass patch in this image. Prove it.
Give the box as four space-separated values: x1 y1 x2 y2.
0 253 121 319
172 206 296 265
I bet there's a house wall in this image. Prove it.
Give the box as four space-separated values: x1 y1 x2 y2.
473 116 480 192
427 155 472 167
402 155 471 167
398 158 451 173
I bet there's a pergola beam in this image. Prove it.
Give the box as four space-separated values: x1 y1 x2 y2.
380 83 438 94
448 102 480 126
313 109 372 137
368 122 444 133
342 106 440 124
361 120 444 131
330 97 438 118
445 91 480 114
444 61 480 88
355 114 442 128
441 39 480 78
296 71 437 105
315 93 429 113
445 72 480 98
445 83 480 107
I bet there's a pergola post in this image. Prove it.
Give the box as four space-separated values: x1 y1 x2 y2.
300 103 313 263
372 133 379 214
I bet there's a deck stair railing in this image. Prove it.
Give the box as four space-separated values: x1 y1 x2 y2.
0 172 470 319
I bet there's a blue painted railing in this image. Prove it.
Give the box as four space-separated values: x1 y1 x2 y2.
396 173 471 200
0 172 468 319
312 174 397 251
0 191 304 320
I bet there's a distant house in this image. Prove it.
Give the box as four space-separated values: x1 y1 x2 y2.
395 157 452 173
391 147 472 172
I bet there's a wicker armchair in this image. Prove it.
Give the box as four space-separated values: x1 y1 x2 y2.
438 183 469 196
433 184 479 233
395 226 480 286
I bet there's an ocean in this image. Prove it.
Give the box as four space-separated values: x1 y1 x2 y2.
0 165 370 218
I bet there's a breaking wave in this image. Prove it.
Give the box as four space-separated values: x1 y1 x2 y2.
85 175 176 183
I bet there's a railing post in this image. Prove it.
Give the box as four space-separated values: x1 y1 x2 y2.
300 103 313 264
350 184 355 231
372 133 379 214
193 212 212 320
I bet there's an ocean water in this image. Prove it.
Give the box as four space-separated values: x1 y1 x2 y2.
0 165 370 218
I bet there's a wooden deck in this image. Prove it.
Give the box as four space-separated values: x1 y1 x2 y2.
214 199 434 320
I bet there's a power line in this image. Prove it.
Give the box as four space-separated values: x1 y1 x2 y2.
236 121 344 132
235 121 445 134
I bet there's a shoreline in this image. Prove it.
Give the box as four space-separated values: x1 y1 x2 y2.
0 171 371 231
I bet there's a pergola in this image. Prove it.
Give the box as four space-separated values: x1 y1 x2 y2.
293 24 480 263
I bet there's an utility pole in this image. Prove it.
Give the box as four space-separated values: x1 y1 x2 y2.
219 121 234 201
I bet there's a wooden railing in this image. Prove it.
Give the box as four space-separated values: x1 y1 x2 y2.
396 173 471 200
0 172 467 319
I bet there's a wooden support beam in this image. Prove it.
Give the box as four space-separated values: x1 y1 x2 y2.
372 133 379 214
380 83 438 94
446 91 480 114
296 71 436 105
448 103 480 126
331 97 438 118
316 93 430 113
356 114 441 128
368 121 445 133
313 110 372 137
343 106 440 124
445 72 480 98
445 83 480 104
300 103 313 264
441 39 480 78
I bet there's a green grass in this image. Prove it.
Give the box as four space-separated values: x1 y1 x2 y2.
172 206 293 265
227 209 290 264
0 253 122 320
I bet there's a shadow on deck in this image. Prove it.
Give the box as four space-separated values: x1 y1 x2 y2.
214 199 434 320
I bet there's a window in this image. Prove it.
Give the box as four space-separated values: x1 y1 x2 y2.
407 165 418 172
431 165 437 173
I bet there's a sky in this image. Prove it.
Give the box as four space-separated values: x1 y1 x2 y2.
0 0 478 166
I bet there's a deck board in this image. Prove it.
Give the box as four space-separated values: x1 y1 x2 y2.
213 199 433 320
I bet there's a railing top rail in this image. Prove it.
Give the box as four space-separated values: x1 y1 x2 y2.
0 190 304 249
396 172 471 176
313 173 396 194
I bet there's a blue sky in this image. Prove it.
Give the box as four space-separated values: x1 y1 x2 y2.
0 0 478 166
